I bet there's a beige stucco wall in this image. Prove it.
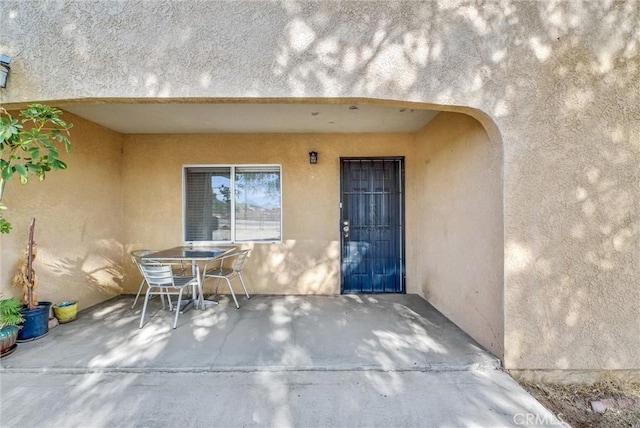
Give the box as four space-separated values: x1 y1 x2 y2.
1 1 638 371
0 113 124 310
412 112 504 358
122 133 419 297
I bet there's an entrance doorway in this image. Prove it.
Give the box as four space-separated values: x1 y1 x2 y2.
340 158 405 293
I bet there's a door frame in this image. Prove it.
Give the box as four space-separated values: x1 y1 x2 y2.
339 156 406 294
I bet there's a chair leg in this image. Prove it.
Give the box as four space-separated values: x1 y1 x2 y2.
139 288 152 328
173 288 183 329
131 279 146 309
225 278 240 309
196 278 204 310
190 281 199 310
163 287 174 311
238 273 250 299
133 281 172 311
213 278 222 296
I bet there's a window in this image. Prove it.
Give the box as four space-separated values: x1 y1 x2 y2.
184 165 281 242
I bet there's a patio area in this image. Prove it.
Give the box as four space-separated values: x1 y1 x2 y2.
2 294 499 372
0 295 562 427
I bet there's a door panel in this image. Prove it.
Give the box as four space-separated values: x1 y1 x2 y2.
341 158 404 293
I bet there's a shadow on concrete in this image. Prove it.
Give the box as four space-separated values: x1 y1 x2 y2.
1 295 563 427
1 294 499 372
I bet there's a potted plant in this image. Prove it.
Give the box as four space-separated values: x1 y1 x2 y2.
0 296 24 358
12 218 53 341
0 104 72 339
52 300 78 323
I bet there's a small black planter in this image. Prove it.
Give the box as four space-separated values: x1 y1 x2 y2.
17 301 52 342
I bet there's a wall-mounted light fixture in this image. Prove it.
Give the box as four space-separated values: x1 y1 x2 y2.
309 151 318 164
0 54 11 88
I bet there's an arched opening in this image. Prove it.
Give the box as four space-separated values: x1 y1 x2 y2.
2 98 504 359
63 98 505 358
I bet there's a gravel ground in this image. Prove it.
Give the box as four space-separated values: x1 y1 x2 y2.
516 374 640 428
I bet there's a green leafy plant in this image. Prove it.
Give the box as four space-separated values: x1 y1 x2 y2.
0 297 24 329
0 104 72 233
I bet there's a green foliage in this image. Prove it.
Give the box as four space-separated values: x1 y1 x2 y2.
0 104 72 233
0 206 10 233
0 297 24 329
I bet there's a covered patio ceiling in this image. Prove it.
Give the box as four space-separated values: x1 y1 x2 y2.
62 102 440 134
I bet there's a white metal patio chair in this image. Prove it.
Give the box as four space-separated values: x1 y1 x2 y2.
202 249 251 309
131 250 190 310
131 249 167 310
138 261 201 329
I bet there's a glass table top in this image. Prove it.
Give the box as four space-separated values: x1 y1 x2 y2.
143 246 236 260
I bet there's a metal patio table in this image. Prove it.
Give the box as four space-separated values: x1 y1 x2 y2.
142 245 236 312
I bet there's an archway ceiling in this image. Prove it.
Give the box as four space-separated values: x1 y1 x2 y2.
63 103 440 134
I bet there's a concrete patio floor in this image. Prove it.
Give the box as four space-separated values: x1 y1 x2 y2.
0 294 563 427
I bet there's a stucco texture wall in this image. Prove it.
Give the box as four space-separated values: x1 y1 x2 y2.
122 133 418 297
413 112 504 358
0 1 638 371
0 113 124 310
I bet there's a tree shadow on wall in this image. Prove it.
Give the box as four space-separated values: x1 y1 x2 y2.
44 238 124 298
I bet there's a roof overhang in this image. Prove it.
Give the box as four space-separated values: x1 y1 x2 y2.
62 102 440 134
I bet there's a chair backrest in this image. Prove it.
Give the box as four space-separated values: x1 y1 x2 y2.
131 249 157 275
139 263 176 287
131 249 155 265
231 250 250 272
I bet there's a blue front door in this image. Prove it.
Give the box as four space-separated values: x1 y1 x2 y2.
340 158 405 293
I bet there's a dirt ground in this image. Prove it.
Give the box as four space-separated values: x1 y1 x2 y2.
516 374 640 428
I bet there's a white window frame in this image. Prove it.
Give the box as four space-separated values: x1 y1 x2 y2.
182 164 283 244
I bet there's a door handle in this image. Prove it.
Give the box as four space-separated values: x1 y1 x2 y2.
342 221 350 238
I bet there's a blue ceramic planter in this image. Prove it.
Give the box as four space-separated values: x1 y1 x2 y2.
17 301 51 342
